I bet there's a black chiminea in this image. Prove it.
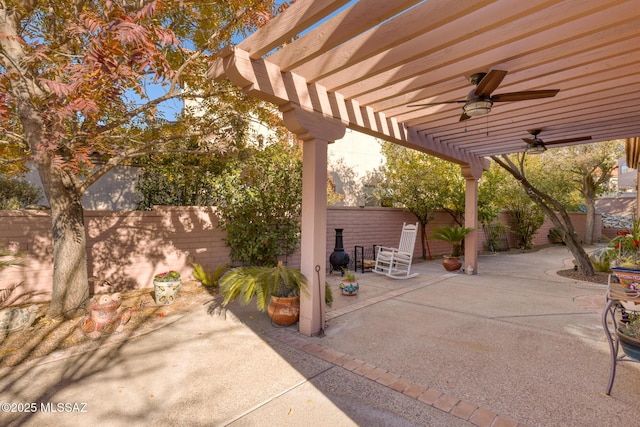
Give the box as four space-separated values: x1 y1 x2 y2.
329 228 350 274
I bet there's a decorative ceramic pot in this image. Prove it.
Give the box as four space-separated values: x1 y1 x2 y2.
616 328 640 360
267 295 300 326
611 267 640 294
340 280 359 296
442 256 462 272
153 280 181 305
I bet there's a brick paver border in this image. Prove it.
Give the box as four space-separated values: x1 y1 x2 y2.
271 327 527 427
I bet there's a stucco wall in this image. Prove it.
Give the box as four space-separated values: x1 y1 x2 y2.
0 206 600 305
0 207 228 304
23 163 142 210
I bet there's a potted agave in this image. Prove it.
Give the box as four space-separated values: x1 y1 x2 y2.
219 262 308 326
153 270 181 305
430 225 474 271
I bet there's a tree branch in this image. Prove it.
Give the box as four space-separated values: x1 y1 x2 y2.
80 131 206 191
94 90 184 135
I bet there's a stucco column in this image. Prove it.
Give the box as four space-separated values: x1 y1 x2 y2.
281 104 346 336
461 164 482 274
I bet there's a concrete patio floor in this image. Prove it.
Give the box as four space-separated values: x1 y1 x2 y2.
1 245 638 426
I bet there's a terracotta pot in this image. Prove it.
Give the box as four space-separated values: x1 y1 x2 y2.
442 256 462 272
267 295 300 326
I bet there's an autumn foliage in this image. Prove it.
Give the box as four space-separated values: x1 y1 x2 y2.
0 0 291 317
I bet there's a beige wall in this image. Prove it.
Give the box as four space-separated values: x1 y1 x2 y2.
1 207 229 304
0 206 600 305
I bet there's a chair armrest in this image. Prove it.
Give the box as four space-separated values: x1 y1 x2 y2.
377 246 397 253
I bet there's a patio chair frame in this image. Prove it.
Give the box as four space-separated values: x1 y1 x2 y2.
373 222 419 279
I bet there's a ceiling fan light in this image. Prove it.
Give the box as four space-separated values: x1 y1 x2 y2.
526 142 546 154
463 99 492 116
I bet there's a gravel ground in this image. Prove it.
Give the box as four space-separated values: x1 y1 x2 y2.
556 268 610 285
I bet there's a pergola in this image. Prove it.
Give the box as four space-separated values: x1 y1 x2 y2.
210 0 640 335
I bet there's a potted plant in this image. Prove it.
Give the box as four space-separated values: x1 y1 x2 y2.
219 261 308 326
616 311 640 360
153 270 181 305
608 216 640 291
339 269 359 296
609 216 640 268
430 225 474 271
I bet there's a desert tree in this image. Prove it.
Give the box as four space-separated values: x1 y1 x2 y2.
380 142 464 259
549 141 623 244
0 0 291 317
492 153 594 275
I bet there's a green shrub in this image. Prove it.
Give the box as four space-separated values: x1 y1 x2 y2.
0 176 42 209
548 227 564 244
325 283 333 308
482 221 510 252
213 142 302 266
509 206 545 250
590 247 615 273
192 263 229 289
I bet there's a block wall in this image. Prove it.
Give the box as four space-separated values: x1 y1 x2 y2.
0 206 600 304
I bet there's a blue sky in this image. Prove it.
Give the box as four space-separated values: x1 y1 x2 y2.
146 1 359 121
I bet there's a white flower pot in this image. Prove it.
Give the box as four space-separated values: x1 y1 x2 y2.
154 280 181 305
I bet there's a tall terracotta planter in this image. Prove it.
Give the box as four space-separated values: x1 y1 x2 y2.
267 295 300 326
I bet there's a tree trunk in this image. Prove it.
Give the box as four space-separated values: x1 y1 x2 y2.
492 155 595 276
419 220 427 260
536 207 594 275
583 181 596 245
38 162 90 319
562 226 593 274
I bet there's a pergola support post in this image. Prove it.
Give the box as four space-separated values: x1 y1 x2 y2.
281 103 346 336
462 164 482 275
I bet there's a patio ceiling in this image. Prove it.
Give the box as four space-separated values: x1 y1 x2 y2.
209 0 640 168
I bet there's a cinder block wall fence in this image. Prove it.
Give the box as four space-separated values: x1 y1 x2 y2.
0 206 600 304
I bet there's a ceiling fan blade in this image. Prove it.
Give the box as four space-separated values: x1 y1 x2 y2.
474 70 507 97
459 112 471 122
544 136 592 145
491 90 559 102
407 100 466 107
522 138 537 144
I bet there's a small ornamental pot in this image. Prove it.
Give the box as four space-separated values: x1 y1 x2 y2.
340 280 359 296
154 280 181 305
153 271 182 305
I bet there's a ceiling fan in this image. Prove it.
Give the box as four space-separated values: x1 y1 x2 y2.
407 70 559 121
523 129 592 154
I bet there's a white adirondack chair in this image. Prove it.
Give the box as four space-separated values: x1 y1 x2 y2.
373 222 419 279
